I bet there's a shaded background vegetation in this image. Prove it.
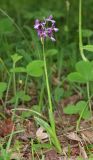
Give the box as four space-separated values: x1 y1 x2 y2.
0 0 93 77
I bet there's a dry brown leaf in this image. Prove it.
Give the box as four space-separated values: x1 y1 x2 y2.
81 130 93 144
36 127 49 142
79 142 88 159
66 132 82 142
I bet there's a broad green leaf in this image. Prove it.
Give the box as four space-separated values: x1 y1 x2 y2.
31 105 41 113
82 29 93 38
81 109 91 119
22 111 32 118
26 60 44 77
76 101 86 109
11 54 23 63
83 45 93 52
76 101 91 119
10 91 31 103
46 49 58 57
67 72 86 83
54 87 63 102
21 94 31 101
76 61 93 81
64 101 90 120
64 104 79 114
10 67 26 73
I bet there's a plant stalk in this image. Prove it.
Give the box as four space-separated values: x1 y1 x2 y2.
79 0 87 61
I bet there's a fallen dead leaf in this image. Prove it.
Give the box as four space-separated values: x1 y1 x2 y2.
79 142 88 159
81 130 93 144
36 127 49 142
66 132 82 142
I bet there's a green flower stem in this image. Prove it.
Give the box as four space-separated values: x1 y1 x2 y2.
13 63 16 96
79 0 87 61
87 82 92 115
39 81 45 112
24 73 29 93
41 39 62 153
42 40 55 131
12 97 19 121
5 75 12 108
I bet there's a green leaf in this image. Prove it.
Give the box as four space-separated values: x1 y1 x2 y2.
64 101 90 120
35 117 61 152
34 117 53 136
64 104 79 114
67 72 86 83
81 109 91 119
54 87 63 102
26 60 44 77
77 101 91 119
46 49 58 57
49 108 55 132
10 91 31 103
68 61 93 83
76 61 93 81
82 29 93 38
11 53 23 63
21 111 32 118
10 67 26 73
83 45 93 52
31 105 41 113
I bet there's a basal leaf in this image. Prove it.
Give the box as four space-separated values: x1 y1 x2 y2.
46 49 58 57
82 29 93 38
26 60 44 77
11 53 23 63
83 45 93 52
10 67 26 73
67 72 86 83
76 61 93 81
63 104 79 114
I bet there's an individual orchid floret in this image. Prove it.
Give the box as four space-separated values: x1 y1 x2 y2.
34 15 58 42
45 15 56 24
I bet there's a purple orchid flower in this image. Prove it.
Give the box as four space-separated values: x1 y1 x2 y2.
34 15 58 42
45 15 56 24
